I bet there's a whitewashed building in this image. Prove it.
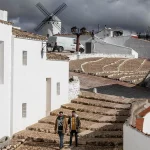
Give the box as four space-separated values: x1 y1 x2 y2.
0 10 69 138
124 101 150 150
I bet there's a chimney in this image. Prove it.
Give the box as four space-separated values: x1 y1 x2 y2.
0 10 8 21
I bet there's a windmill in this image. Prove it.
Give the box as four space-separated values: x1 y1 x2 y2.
35 2 67 37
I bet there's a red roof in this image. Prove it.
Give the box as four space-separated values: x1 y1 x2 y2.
139 106 150 117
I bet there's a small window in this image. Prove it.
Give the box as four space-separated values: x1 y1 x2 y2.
47 34 49 38
57 82 60 95
22 51 27 65
22 103 27 118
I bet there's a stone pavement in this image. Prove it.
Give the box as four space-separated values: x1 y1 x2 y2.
70 72 150 99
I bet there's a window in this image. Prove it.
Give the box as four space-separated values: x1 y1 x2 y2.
47 34 49 38
0 42 4 84
22 103 27 118
22 51 27 65
57 82 60 95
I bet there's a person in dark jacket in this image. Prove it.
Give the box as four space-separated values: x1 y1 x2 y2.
54 111 68 149
68 110 81 147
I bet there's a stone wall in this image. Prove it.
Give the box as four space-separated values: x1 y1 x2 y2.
140 71 150 88
69 76 80 101
128 100 148 126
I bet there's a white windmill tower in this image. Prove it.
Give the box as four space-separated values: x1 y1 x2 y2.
35 2 67 37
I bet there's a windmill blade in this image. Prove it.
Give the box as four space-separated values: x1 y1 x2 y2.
34 20 46 32
52 3 67 17
36 2 51 17
61 26 66 33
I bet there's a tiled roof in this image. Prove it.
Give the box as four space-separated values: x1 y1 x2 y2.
12 28 47 41
139 106 150 117
47 53 69 61
54 34 73 36
0 19 13 25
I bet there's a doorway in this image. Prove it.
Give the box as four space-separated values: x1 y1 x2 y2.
46 78 51 116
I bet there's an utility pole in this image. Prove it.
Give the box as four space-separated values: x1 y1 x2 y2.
71 27 87 53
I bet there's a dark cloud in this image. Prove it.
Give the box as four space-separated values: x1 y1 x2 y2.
0 0 150 33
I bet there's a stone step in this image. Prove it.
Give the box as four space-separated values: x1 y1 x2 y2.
62 103 129 116
36 117 123 131
89 123 123 131
1 139 25 150
26 122 86 135
13 130 69 144
79 137 123 147
79 130 123 138
13 131 123 148
38 115 56 125
80 91 132 104
67 145 123 150
72 98 130 110
39 116 95 130
16 141 123 150
26 123 55 134
51 108 128 123
16 141 60 150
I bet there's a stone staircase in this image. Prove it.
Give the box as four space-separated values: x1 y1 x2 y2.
13 91 132 150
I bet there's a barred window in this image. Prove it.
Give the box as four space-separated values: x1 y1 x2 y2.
22 103 27 118
22 51 27 65
57 82 60 95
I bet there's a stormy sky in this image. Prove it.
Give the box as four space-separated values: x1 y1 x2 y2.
0 0 150 33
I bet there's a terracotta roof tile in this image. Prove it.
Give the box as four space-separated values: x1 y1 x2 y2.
0 19 13 25
47 53 69 61
12 28 47 41
136 118 144 131
139 106 150 117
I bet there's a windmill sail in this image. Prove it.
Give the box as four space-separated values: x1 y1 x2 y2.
36 2 51 17
35 2 67 35
52 3 67 16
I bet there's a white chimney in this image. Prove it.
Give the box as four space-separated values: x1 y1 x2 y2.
0 10 8 21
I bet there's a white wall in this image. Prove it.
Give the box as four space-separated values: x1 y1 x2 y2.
124 123 150 150
12 37 69 134
143 112 150 134
0 10 8 21
12 38 45 134
69 53 135 60
0 23 12 138
69 78 80 101
44 60 69 111
0 41 4 84
104 36 150 59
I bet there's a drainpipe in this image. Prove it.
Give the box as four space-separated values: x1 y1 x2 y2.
10 35 15 137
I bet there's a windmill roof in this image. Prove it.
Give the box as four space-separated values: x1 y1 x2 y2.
0 19 13 25
52 15 61 22
12 28 47 41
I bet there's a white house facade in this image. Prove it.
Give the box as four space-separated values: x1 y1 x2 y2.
124 101 150 150
0 10 69 138
0 20 12 139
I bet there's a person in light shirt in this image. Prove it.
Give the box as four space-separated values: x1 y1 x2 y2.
68 110 81 147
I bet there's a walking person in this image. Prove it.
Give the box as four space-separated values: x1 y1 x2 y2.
68 110 81 147
54 111 68 150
